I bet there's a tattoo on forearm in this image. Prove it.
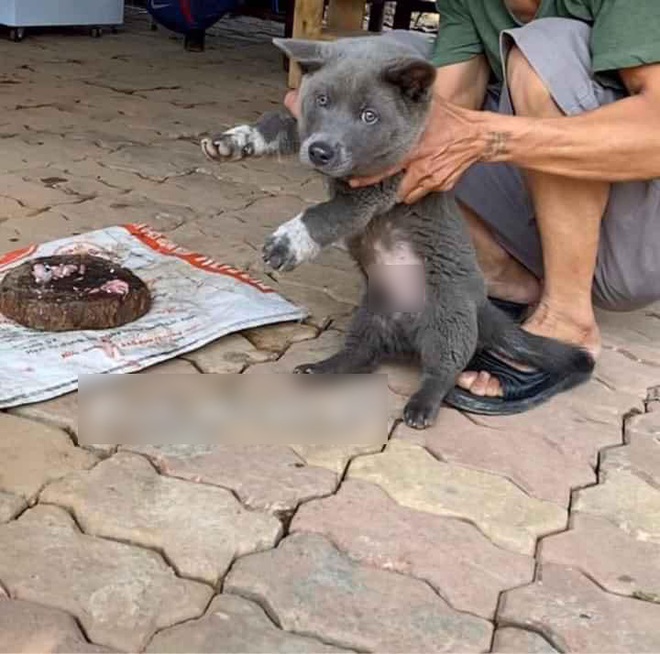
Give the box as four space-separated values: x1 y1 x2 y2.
483 131 510 161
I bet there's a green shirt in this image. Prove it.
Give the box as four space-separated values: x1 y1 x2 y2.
432 0 660 85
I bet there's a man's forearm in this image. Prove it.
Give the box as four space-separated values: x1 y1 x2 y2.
433 57 490 110
477 93 660 182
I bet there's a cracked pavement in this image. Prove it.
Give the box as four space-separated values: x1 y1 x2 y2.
1 10 660 654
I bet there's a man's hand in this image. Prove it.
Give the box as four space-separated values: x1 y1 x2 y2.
284 90 301 119
351 97 489 203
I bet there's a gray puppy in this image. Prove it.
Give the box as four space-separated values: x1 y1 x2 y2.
201 32 593 428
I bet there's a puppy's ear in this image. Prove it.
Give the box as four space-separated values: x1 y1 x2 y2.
272 38 329 75
383 58 436 101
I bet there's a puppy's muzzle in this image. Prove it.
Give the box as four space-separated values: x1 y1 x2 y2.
307 141 336 168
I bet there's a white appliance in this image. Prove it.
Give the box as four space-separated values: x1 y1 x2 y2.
0 0 124 40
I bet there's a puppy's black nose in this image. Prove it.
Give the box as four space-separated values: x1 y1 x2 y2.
308 141 335 166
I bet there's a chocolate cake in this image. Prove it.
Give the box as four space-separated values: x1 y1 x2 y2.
0 254 151 331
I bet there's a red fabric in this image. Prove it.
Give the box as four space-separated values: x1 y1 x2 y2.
178 0 194 25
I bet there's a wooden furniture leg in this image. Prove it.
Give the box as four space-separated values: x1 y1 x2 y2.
367 0 385 31
287 0 369 87
288 0 324 87
325 0 365 33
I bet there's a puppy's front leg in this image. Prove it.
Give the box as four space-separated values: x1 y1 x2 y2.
263 177 401 271
201 111 300 161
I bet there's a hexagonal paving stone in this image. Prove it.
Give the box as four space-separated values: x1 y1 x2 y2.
281 263 362 308
499 564 660 653
10 392 78 436
0 174 75 214
292 479 533 618
224 533 492 652
0 414 97 500
290 444 383 476
540 514 660 603
125 444 338 514
573 471 660 544
377 362 421 398
469 381 637 469
266 281 355 330
348 440 567 554
223 194 306 233
241 322 317 354
244 330 345 373
150 172 267 214
593 348 659 398
0 505 212 651
41 453 282 585
492 627 559 653
146 595 344 653
626 411 660 441
0 491 25 523
184 333 274 373
395 408 594 506
625 416 660 483
648 387 660 412
0 599 115 653
597 306 660 367
600 429 660 485
101 141 201 182
142 359 200 374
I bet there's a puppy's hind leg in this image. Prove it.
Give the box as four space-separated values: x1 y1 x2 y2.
295 349 379 374
295 305 384 374
201 111 300 161
404 309 478 429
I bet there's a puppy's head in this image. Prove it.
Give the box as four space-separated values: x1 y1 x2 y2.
274 37 436 179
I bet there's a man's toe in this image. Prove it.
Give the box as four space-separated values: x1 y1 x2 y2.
469 371 490 396
457 369 503 397
457 371 478 390
486 376 503 397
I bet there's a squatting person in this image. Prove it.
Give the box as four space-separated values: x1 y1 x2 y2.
286 0 660 411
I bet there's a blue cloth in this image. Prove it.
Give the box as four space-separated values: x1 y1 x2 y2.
146 0 238 34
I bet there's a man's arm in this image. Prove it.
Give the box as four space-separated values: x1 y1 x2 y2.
475 63 660 181
393 62 660 203
431 55 490 109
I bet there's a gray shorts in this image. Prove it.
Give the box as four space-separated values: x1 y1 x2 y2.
454 17 660 311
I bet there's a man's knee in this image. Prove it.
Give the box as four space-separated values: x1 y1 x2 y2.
506 46 558 117
504 18 596 117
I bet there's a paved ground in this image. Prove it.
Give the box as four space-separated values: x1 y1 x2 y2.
0 10 659 653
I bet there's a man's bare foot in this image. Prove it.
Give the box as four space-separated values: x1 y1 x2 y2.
458 300 601 398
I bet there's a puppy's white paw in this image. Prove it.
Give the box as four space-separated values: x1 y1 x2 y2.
201 125 267 161
263 214 320 271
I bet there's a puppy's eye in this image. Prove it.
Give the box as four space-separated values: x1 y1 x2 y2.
316 94 329 107
361 109 379 125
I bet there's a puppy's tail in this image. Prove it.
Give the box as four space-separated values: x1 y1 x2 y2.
477 301 595 375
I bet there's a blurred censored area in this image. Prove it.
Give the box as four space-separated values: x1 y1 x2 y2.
367 264 426 314
79 374 387 446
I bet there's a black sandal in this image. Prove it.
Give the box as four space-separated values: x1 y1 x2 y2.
488 297 529 323
444 349 593 416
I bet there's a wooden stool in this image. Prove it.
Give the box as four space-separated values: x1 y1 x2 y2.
287 0 368 87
